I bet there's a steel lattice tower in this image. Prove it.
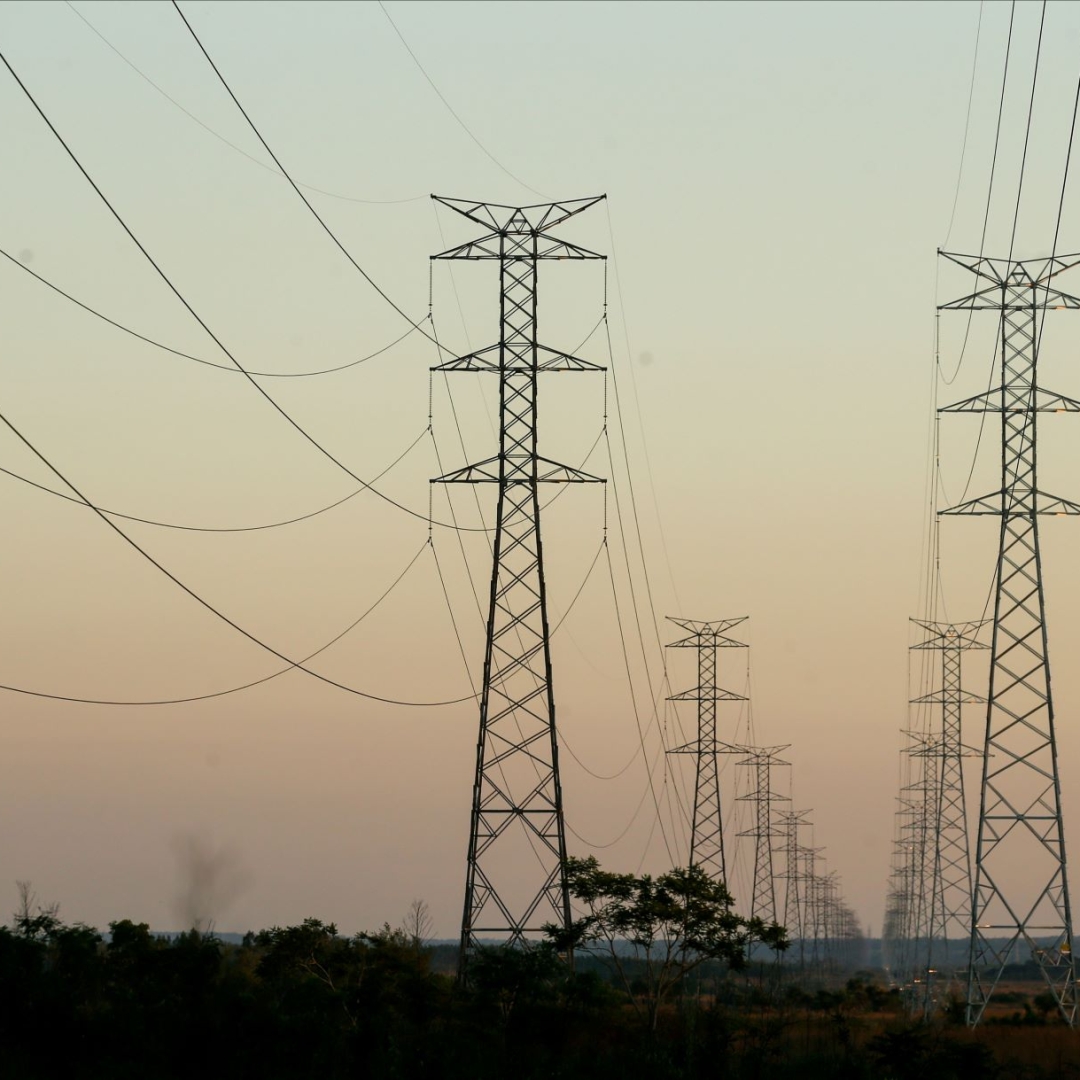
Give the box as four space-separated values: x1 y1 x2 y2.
777 808 811 967
884 790 919 984
666 618 749 883
800 845 826 968
900 734 939 1011
910 619 986 1013
737 746 790 927
810 868 838 971
431 196 606 968
938 250 1080 1025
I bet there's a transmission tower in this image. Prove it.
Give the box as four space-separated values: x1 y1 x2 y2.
910 619 986 1014
431 196 606 968
737 746 790 927
899 733 941 1011
800 844 826 969
777 808 811 968
666 617 749 884
830 894 865 971
815 872 863 972
883 728 944 996
809 867 838 971
938 250 1080 1025
883 793 917 984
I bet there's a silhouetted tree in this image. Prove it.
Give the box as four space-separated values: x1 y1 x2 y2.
547 856 787 1029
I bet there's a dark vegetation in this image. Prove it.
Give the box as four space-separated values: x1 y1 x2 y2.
2 875 1077 1080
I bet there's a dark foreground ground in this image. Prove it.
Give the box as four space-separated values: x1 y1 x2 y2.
3 914 1079 1079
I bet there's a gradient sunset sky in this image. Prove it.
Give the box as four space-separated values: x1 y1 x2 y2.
1 0 1079 938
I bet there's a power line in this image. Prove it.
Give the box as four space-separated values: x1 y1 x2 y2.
0 539 431 706
604 211 684 613
603 540 675 864
0 426 428 534
1006 0 1046 260
564 745 665 849
942 1 985 250
551 538 606 638
938 0 1016 388
169 1 449 356
601 266 700 855
978 1 1016 253
0 245 420 378
962 0 1046 629
561 731 644 782
555 537 647 785
0 400 475 707
64 0 427 205
376 1 547 199
0 46 487 534
14 504 604 709
922 19 1045 682
601 313 695 844
1033 34 1080 352
939 1 1020 506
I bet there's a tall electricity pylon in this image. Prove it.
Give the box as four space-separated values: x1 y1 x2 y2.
432 196 606 969
910 619 986 1014
938 250 1080 1025
666 618 749 884
737 746 790 927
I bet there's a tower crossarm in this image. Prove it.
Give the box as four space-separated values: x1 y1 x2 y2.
940 386 1080 413
667 687 747 703
939 284 1080 311
435 343 605 374
433 233 604 261
911 689 986 705
666 615 748 637
910 619 990 649
433 457 604 485
433 195 606 233
941 490 1080 516
937 249 1080 286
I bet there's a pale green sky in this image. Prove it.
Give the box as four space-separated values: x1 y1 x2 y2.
0 0 1078 937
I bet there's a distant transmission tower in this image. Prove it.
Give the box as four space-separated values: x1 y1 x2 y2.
737 745 789 927
800 844 826 969
432 196 606 968
904 732 937 997
810 868 839 971
666 618 749 883
938 250 1080 1025
777 808 811 968
910 619 986 1014
884 788 919 985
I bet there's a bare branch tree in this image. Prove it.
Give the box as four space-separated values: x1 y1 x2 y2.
401 899 433 949
13 880 60 940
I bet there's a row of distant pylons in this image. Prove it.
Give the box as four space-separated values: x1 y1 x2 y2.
665 616 862 974
430 194 860 984
883 251 1080 1026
